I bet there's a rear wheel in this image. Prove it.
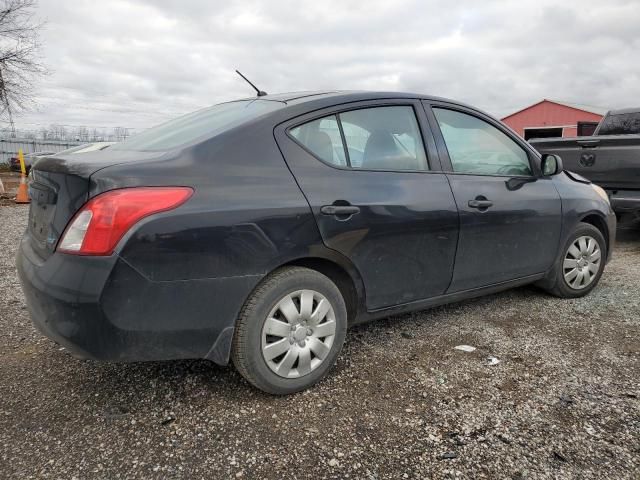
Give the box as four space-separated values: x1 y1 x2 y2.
231 267 347 395
548 222 606 298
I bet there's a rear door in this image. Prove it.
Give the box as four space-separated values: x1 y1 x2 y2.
424 102 562 293
275 99 459 310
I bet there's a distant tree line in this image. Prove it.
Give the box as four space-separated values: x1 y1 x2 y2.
0 124 137 142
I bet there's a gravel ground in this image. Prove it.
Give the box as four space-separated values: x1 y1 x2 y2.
1 204 638 479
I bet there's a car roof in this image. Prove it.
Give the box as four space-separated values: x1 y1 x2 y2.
236 90 457 105
229 90 481 124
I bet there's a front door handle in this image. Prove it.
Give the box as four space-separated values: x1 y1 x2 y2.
321 205 360 216
468 199 493 209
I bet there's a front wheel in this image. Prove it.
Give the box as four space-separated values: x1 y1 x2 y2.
231 267 347 395
548 222 607 298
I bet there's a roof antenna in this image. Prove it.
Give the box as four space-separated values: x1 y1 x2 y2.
235 70 267 97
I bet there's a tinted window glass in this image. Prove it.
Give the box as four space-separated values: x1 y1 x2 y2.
111 100 283 151
290 115 347 166
577 121 599 136
433 108 532 176
597 112 640 135
340 106 427 170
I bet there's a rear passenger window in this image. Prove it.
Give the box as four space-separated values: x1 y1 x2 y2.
290 115 347 166
289 106 428 171
340 107 427 170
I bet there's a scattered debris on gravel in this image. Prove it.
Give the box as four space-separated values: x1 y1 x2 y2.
1 205 639 479
454 345 476 353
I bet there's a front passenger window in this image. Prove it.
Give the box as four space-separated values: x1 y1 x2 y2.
433 108 532 176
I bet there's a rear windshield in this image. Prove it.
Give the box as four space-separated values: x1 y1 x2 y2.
110 100 283 151
597 112 640 135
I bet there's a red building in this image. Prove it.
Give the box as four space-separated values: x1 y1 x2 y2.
501 99 607 140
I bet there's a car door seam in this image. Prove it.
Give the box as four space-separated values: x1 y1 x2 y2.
271 127 360 269
443 173 462 294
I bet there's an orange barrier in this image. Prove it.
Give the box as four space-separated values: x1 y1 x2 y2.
15 149 30 204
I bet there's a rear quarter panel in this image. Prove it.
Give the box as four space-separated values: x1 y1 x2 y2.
91 121 322 281
90 120 343 361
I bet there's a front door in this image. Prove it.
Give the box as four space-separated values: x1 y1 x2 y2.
426 103 563 293
275 100 459 310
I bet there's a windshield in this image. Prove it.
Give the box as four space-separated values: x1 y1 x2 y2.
111 100 283 151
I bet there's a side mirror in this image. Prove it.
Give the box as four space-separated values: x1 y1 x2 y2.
541 153 563 176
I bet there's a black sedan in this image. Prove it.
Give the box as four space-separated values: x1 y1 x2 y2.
17 91 615 394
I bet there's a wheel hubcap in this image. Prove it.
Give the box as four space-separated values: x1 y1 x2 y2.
563 235 601 290
261 290 336 379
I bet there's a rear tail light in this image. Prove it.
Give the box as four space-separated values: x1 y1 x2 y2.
57 187 193 255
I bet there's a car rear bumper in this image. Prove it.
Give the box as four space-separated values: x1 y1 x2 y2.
17 236 261 365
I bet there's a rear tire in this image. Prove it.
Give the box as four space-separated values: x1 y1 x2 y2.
547 222 606 298
231 267 347 395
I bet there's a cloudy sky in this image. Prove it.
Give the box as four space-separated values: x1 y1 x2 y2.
15 0 640 132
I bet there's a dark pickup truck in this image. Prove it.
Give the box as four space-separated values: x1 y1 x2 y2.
531 107 640 218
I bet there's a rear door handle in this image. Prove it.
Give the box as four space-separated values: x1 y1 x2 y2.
321 205 360 216
468 199 493 209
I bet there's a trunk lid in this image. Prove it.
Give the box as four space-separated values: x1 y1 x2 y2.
26 150 160 260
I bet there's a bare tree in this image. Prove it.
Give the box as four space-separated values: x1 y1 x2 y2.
91 127 102 142
74 125 88 142
0 0 46 135
49 123 66 140
112 126 130 141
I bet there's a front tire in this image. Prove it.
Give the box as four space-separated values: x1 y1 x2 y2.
231 267 347 395
548 222 606 298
